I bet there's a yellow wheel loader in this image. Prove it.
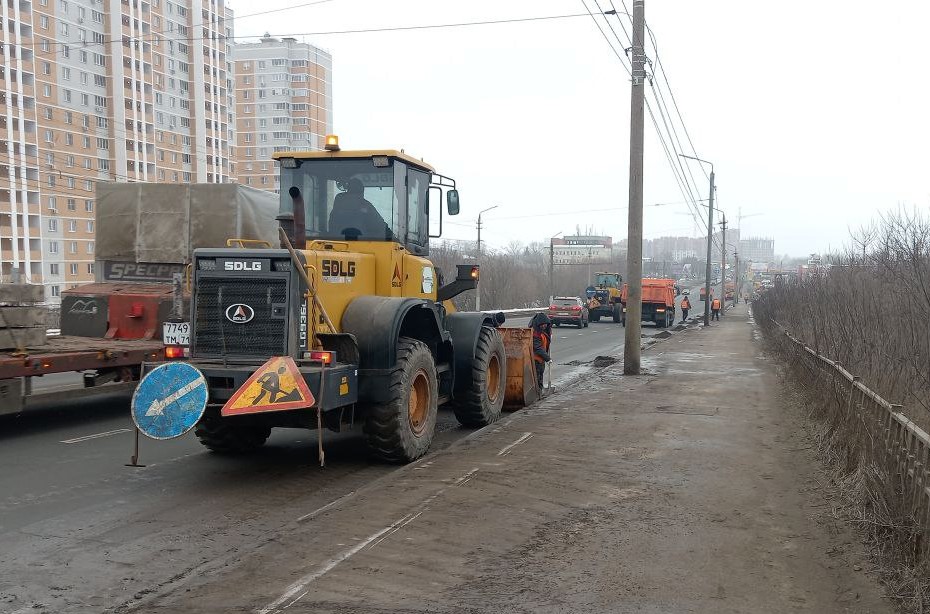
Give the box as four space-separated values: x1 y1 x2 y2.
184 138 522 463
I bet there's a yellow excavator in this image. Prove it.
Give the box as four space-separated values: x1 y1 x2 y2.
178 137 535 462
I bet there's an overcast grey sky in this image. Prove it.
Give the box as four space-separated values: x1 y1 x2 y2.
228 0 930 257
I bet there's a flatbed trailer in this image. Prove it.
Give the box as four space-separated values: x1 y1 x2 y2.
0 336 165 416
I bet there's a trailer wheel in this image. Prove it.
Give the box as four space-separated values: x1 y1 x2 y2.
195 413 271 453
363 337 438 463
452 327 506 428
613 304 622 323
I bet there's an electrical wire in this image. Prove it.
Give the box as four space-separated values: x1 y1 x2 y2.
17 12 592 50
585 2 714 246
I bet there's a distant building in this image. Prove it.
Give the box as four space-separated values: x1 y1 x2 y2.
739 237 775 265
1 0 233 303
552 235 613 265
231 35 333 193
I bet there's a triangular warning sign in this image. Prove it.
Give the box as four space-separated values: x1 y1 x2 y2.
221 356 315 417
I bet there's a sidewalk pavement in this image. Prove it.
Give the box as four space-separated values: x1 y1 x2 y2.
151 303 894 614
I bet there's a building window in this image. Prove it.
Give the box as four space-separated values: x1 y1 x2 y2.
69 263 78 275
85 200 93 212
67 199 76 211
87 263 95 275
48 218 58 232
48 241 59 254
40 15 48 29
68 220 76 233
43 84 51 97
87 220 94 233
87 242 95 254
69 241 77 254
49 263 59 276
51 286 60 298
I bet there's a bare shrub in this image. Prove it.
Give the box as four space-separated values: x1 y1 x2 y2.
755 209 930 610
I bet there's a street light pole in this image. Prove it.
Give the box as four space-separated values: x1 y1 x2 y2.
475 205 499 311
720 213 727 315
549 231 563 304
680 154 714 327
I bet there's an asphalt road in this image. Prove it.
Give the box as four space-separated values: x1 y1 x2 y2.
0 287 706 613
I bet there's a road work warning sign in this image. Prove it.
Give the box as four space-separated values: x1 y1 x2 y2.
221 356 315 416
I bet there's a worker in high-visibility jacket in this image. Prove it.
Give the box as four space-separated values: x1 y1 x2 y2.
529 312 552 389
711 297 722 321
680 296 691 323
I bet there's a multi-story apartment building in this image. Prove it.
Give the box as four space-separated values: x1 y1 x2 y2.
1 0 233 304
738 237 775 265
231 35 332 193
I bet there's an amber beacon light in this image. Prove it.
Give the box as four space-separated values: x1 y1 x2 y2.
324 134 340 151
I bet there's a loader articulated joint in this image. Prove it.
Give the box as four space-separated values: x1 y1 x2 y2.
437 264 479 302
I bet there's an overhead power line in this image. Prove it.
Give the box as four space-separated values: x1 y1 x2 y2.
20 12 592 50
584 2 719 247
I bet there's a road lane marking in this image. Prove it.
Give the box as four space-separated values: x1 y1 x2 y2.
260 467 480 614
60 428 132 444
296 491 357 523
497 432 533 456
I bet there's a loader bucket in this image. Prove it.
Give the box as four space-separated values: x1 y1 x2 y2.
497 327 540 410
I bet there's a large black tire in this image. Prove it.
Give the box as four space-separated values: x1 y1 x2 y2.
363 337 438 463
590 313 600 323
452 327 506 428
613 304 622 323
195 413 271 453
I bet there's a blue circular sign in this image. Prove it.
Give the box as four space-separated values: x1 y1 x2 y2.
131 362 208 440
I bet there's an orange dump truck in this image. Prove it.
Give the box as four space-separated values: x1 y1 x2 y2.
620 278 677 328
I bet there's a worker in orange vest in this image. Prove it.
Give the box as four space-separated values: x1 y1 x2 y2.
711 297 722 321
529 313 552 389
680 296 691 323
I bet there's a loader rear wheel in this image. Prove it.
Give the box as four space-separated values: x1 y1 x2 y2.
452 327 506 427
363 337 438 463
195 413 271 453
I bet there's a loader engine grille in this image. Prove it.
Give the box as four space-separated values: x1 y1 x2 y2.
193 277 288 358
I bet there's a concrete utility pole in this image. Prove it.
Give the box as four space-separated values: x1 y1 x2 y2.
623 0 646 376
475 205 499 311
720 214 727 313
733 252 740 304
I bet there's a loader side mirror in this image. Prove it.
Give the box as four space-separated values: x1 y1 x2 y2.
446 190 460 215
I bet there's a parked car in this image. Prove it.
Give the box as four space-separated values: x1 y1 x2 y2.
548 296 589 328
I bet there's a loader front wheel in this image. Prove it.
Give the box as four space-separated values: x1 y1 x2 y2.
195 413 271 453
452 327 506 427
363 337 438 463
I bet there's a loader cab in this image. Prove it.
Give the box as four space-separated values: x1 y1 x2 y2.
594 273 621 289
275 141 459 257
